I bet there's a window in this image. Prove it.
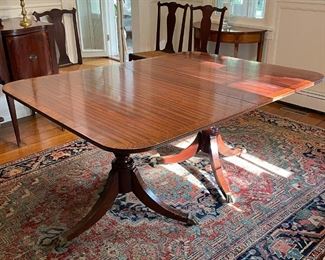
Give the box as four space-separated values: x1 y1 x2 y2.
217 0 266 19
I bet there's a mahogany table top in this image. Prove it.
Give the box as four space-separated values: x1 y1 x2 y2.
3 52 323 153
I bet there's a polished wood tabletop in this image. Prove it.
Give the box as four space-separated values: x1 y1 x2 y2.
3 52 323 153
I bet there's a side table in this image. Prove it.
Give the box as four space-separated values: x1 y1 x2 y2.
193 22 267 62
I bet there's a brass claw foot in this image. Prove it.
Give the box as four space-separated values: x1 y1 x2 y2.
218 193 234 204
239 146 247 155
225 193 234 203
149 156 160 167
54 236 68 251
185 213 199 226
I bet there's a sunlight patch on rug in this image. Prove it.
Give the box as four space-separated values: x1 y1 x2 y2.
240 152 293 178
224 152 293 178
161 163 206 190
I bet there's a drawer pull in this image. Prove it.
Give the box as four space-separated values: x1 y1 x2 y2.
29 54 38 61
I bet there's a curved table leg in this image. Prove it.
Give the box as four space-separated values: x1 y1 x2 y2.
216 133 243 157
157 134 200 164
209 134 233 203
58 162 119 246
156 127 237 203
57 153 195 246
131 167 196 225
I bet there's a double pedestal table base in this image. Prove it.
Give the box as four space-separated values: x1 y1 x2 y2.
57 127 242 246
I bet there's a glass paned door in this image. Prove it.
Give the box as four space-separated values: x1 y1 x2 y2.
77 0 107 57
76 0 133 61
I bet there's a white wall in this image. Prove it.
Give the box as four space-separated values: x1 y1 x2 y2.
131 0 157 52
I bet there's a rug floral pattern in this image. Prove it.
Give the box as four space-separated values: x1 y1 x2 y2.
0 110 324 259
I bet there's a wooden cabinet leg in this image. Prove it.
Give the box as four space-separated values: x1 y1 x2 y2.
234 43 239 58
257 42 264 62
257 33 265 62
6 95 21 146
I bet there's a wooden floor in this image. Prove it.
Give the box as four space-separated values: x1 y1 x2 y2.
0 58 324 165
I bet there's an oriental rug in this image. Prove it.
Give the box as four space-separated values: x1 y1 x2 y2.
0 110 324 259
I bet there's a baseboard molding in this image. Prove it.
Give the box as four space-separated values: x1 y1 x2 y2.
282 93 325 113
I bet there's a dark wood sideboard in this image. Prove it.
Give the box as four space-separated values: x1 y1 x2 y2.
0 18 58 82
0 18 58 122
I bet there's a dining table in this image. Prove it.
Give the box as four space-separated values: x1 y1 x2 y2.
2 52 323 246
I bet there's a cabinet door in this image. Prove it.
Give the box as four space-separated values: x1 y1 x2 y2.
0 32 10 83
5 31 55 80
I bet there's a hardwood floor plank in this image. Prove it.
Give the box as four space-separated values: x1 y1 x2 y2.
0 115 77 164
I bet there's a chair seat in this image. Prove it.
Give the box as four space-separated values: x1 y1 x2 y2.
129 50 171 61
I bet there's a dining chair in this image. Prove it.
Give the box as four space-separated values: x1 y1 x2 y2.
129 1 189 61
188 5 227 54
33 8 82 67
